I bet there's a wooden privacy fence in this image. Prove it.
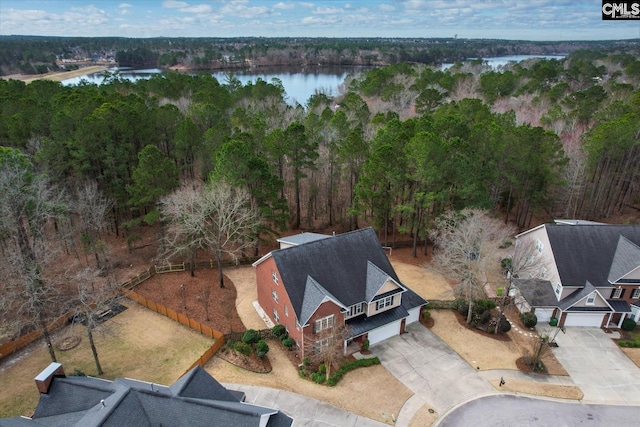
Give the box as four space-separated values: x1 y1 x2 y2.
123 288 226 371
0 312 71 361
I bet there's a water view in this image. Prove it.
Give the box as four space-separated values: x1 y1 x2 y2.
62 55 567 104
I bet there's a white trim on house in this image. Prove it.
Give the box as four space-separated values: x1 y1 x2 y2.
367 320 402 345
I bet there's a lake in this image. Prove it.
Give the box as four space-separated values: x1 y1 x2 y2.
62 55 566 104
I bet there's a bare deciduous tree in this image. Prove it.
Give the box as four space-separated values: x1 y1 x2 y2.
73 180 114 269
158 180 261 288
0 147 68 362
304 324 351 381
429 208 515 324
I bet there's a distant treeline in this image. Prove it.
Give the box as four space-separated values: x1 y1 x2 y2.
0 35 637 75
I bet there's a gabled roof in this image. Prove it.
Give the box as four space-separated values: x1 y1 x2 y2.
559 281 612 311
365 261 406 302
0 365 292 427
299 276 346 326
608 236 640 284
271 227 425 323
545 224 640 288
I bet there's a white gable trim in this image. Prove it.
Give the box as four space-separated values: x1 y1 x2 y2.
252 252 273 267
515 223 546 239
564 289 614 311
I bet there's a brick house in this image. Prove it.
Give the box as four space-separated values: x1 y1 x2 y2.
253 227 427 359
513 220 640 328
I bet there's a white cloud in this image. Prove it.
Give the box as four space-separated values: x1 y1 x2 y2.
162 0 189 9
379 4 395 12
273 2 295 10
314 6 341 15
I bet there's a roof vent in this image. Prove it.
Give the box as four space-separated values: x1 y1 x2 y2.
34 363 66 394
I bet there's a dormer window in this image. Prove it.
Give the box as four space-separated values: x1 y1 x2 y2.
345 303 364 319
376 295 394 310
586 292 596 305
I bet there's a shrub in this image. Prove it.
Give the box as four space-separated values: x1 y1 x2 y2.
242 329 260 345
272 324 286 337
362 339 370 352
310 371 325 384
327 357 381 386
474 299 497 314
499 240 513 249
452 298 469 316
622 318 637 331
499 315 511 333
302 356 311 366
318 364 326 375
256 340 269 358
479 310 491 324
501 257 512 272
520 312 538 328
279 333 289 342
282 337 294 349
233 341 252 357
496 287 504 297
422 309 431 320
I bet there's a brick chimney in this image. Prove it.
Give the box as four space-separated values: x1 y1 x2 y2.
34 363 66 394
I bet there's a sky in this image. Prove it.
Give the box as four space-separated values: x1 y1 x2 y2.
0 0 637 41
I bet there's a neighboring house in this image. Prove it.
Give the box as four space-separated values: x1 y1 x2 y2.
253 227 427 359
513 220 640 328
0 363 292 427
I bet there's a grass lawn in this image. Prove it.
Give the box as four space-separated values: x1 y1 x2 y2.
0 302 213 418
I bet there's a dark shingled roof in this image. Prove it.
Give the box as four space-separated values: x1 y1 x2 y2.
271 227 426 324
545 224 640 288
0 366 292 427
514 278 558 307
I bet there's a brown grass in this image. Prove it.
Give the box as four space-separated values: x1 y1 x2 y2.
488 379 583 400
0 302 212 418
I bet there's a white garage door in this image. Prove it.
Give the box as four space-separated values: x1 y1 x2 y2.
563 312 604 327
407 307 421 324
367 320 402 345
534 308 554 323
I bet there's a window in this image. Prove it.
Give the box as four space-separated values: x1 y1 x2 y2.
313 338 329 354
345 303 364 318
540 267 547 279
273 308 279 323
555 283 561 295
535 239 544 254
272 270 279 284
315 315 334 333
632 289 640 299
612 288 623 299
284 304 289 317
586 292 596 305
272 289 278 303
376 295 394 311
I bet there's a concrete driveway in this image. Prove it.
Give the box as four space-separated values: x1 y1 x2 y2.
552 328 640 404
372 323 494 423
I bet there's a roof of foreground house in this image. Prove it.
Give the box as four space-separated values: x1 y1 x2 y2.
0 365 292 427
545 224 640 288
269 227 426 325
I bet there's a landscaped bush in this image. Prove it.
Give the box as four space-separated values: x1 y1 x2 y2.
622 318 637 331
279 333 289 342
318 364 326 375
501 257 512 272
233 341 252 356
326 357 381 386
256 340 269 358
310 371 325 384
479 310 491 324
496 287 504 297
362 339 370 352
474 299 497 314
453 298 469 316
499 315 511 333
618 340 640 348
520 311 538 328
302 356 311 366
242 329 260 345
422 309 431 320
282 337 294 349
272 324 286 337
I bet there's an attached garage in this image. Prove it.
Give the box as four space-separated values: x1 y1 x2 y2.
533 308 555 323
562 312 605 327
406 307 421 324
367 319 402 345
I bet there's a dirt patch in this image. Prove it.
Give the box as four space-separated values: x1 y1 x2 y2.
134 269 245 335
217 346 272 373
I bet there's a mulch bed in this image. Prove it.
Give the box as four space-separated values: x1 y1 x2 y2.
133 269 245 335
516 357 547 374
217 346 272 373
420 316 435 329
452 310 512 342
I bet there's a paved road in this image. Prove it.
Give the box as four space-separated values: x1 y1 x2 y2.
437 394 640 426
